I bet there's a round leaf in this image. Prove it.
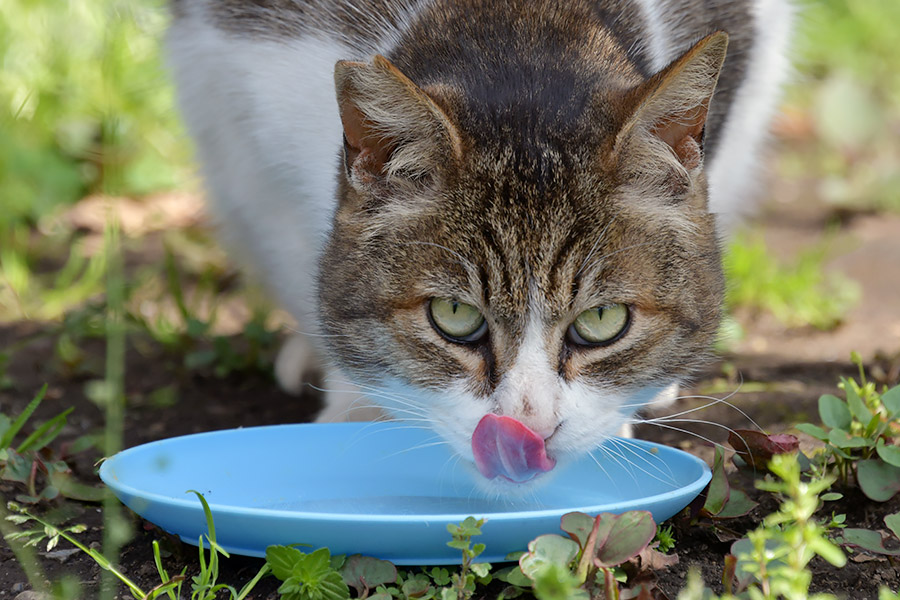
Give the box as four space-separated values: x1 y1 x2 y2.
340 555 397 594
881 386 900 416
560 512 594 549
857 459 900 502
819 394 851 430
877 440 900 468
594 511 656 567
519 535 579 580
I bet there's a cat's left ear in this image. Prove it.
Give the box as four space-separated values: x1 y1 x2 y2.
614 31 729 170
334 55 463 187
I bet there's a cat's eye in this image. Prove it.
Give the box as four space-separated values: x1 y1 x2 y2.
568 303 630 346
428 298 487 342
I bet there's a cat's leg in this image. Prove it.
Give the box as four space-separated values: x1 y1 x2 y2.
275 335 384 422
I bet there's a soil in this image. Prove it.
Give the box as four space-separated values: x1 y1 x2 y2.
2 196 900 599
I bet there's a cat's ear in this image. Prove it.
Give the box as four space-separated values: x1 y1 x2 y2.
614 31 728 171
334 55 463 186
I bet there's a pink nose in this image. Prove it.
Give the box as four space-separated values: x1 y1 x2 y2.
471 414 557 483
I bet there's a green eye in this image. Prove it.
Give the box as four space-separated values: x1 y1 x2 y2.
428 298 487 342
569 303 630 346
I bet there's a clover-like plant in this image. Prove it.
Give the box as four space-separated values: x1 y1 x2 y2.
795 352 900 501
513 511 657 600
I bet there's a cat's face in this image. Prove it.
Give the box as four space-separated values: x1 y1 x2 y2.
319 34 728 489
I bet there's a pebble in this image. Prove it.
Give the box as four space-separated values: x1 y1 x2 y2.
14 592 50 600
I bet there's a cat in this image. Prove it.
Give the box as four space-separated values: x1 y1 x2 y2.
167 0 792 489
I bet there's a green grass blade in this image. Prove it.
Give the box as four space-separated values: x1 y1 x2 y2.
0 383 47 450
16 406 73 453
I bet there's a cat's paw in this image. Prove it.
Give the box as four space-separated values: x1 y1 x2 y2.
274 333 319 395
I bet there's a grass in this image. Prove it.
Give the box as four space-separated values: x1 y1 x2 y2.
1 0 900 596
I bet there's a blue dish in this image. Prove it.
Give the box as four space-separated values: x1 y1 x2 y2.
100 423 710 564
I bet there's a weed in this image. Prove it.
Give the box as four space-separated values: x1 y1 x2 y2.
795 353 900 500
0 384 102 504
654 524 677 554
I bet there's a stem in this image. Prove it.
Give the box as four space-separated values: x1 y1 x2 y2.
0 502 49 595
236 564 271 600
8 504 147 598
101 213 128 600
576 515 602 584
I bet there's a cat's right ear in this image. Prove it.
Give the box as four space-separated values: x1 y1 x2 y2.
334 56 463 189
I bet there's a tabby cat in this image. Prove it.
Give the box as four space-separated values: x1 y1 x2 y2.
168 0 791 488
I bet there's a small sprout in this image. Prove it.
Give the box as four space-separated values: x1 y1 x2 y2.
654 524 677 554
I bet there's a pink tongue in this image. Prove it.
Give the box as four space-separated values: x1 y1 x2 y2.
471 414 556 482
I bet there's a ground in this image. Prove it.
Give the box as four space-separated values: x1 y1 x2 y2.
1 194 899 599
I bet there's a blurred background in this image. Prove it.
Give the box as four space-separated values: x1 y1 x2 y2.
1 0 899 386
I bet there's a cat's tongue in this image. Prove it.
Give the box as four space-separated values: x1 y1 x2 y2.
471 414 556 482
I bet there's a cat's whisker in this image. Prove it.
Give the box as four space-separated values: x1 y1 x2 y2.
638 416 757 460
378 437 451 460
321 378 428 409
628 419 734 453
605 437 679 487
598 438 674 488
574 221 613 278
587 448 624 495
279 325 352 338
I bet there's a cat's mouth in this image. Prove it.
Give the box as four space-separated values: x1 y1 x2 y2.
471 414 557 483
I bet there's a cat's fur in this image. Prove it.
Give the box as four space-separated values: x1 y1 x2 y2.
168 0 791 487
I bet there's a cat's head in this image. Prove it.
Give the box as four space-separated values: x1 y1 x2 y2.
318 33 728 490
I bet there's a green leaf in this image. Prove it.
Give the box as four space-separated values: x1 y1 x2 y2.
16 407 73 453
530 562 588 600
885 512 900 540
340 555 397 595
858 459 900 502
495 565 532 588
267 546 306 581
827 428 870 449
593 511 656 567
519 535 579 581
0 384 47 450
715 488 758 519
795 423 829 441
819 394 852 430
428 567 451 586
400 575 430 598
839 529 900 556
846 385 873 423
807 536 847 567
471 562 491 579
877 440 900 467
881 386 900 416
560 512 594 549
703 446 729 515
1 449 32 483
48 469 106 502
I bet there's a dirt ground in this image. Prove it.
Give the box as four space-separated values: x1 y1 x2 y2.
1 196 900 599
